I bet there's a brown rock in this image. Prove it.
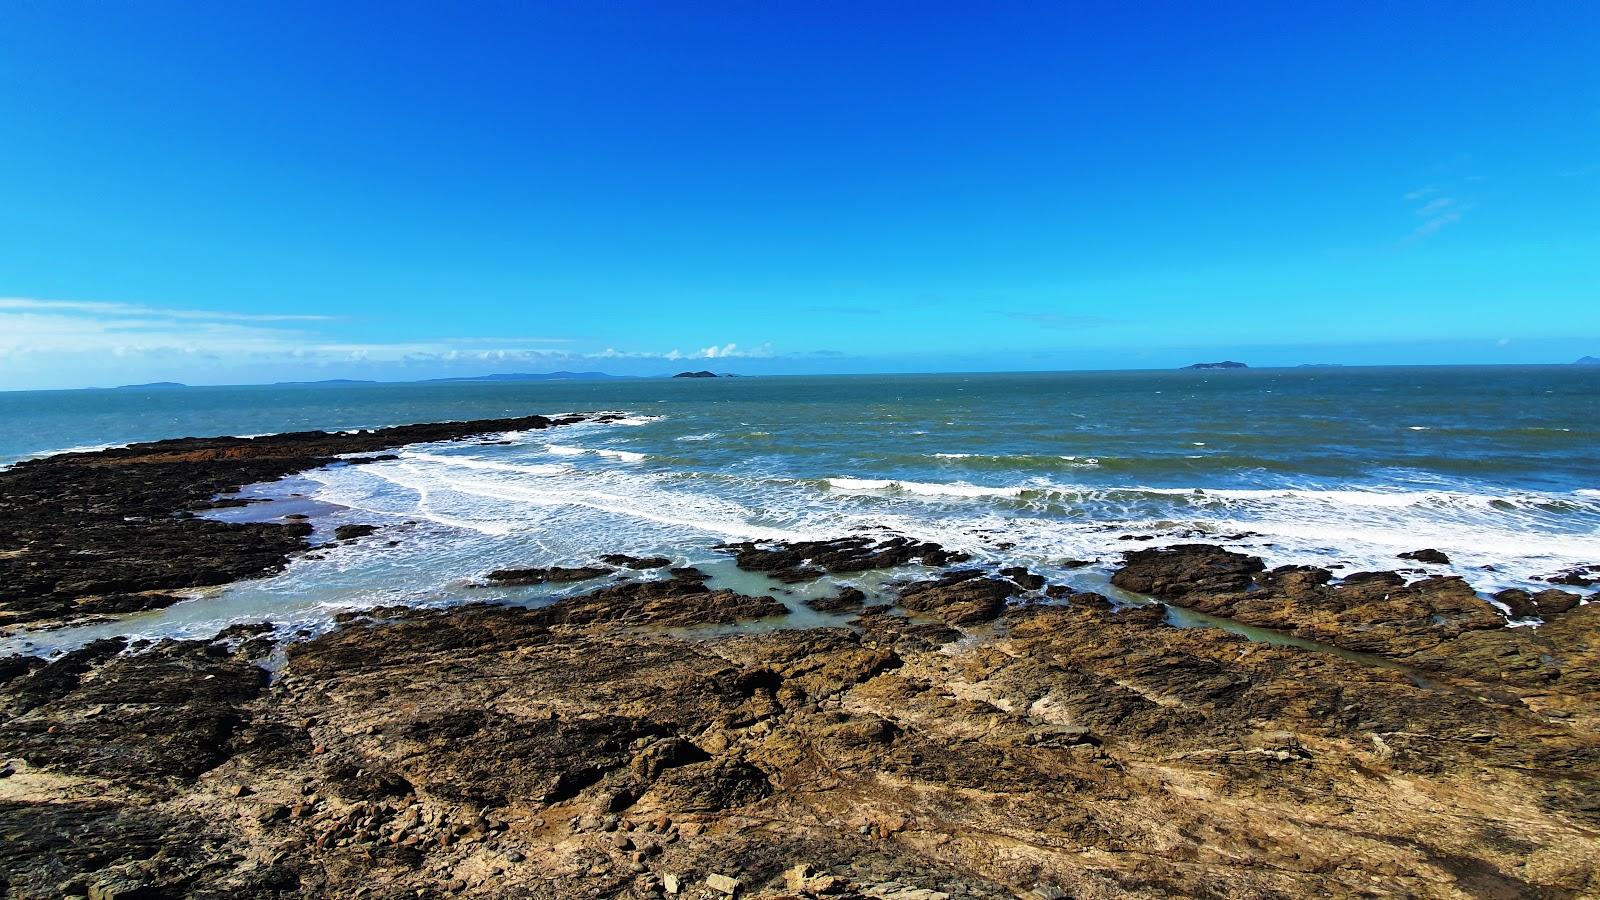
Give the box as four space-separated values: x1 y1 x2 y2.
897 571 1015 625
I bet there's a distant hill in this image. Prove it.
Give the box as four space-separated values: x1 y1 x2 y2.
1575 356 1600 365
1181 361 1248 370
673 370 719 378
274 378 377 385
422 371 631 383
115 381 187 389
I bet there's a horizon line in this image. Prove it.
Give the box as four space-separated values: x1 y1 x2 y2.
4 359 1597 394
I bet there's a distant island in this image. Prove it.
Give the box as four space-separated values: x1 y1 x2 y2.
1575 356 1600 366
274 378 376 386
422 371 633 383
673 370 720 378
115 381 187 389
1181 361 1248 370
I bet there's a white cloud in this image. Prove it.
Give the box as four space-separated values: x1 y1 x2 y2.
0 297 335 322
0 295 783 386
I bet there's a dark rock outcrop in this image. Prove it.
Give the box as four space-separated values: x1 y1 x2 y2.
716 536 968 583
0 413 613 632
1111 545 1514 664
805 586 867 612
897 570 1016 625
1545 565 1600 588
1495 587 1583 619
1110 544 1266 598
485 565 615 586
599 554 672 569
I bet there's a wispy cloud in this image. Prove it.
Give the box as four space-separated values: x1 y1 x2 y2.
437 335 575 345
1401 186 1473 242
0 295 785 382
0 297 336 322
589 342 776 361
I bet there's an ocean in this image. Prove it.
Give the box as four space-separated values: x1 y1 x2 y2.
4 366 1597 653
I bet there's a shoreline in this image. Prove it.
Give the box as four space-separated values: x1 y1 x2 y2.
2 415 1599 897
0 412 624 635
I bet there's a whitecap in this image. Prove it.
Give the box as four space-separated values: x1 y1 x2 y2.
543 445 646 462
825 477 1028 499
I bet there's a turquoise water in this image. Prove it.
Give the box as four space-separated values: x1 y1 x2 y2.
4 367 1597 653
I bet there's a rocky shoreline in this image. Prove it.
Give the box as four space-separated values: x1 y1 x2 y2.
2 417 1599 898
0 413 620 634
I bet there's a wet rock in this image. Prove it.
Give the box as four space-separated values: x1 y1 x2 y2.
1399 549 1451 565
1530 588 1582 617
1114 546 1506 660
600 554 672 569
0 639 267 788
853 611 962 651
1110 544 1265 598
0 654 44 686
333 524 379 541
1493 589 1537 618
716 536 968 582
897 571 1015 625
0 801 211 898
999 567 1046 590
544 579 788 627
806 587 867 612
2 638 128 716
485 565 615 585
212 621 275 641
1545 565 1599 587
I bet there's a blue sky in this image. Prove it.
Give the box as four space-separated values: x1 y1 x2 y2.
1 2 1596 388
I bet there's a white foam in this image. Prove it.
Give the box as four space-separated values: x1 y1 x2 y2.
544 444 646 462
316 455 810 544
826 477 1029 499
402 451 569 475
25 441 121 457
